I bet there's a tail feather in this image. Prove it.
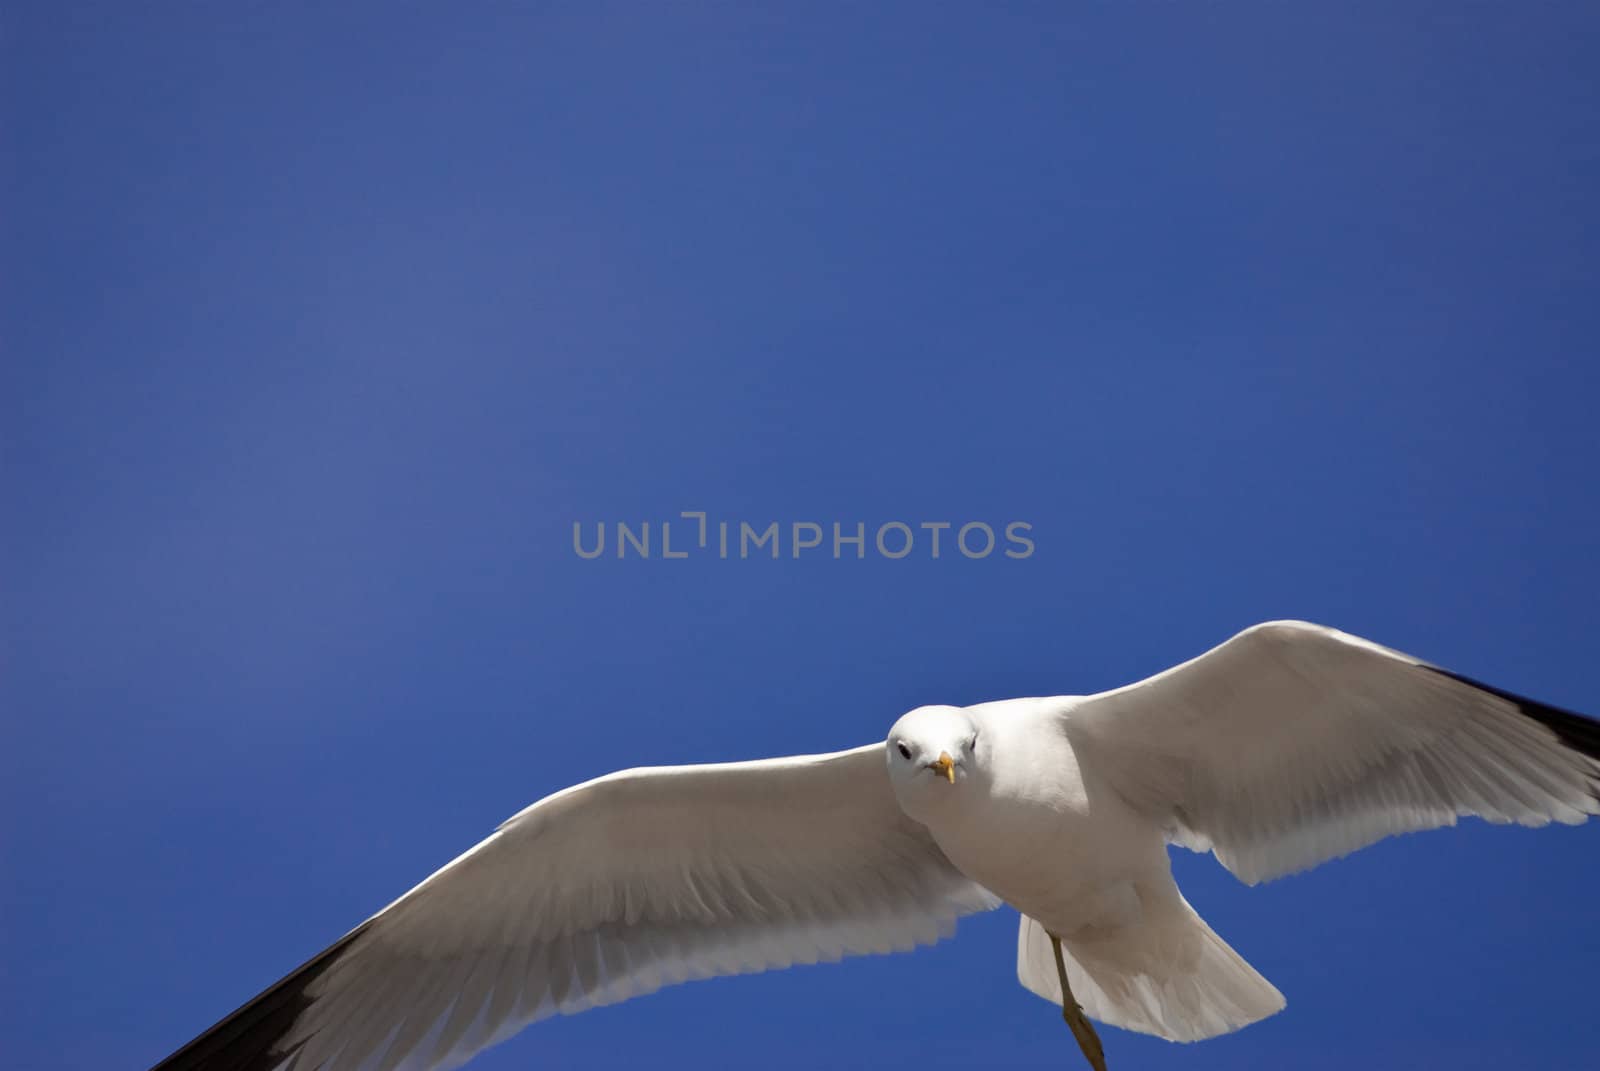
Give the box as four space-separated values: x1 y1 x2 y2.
1017 893 1284 1043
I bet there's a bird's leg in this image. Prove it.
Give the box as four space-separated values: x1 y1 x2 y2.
1049 932 1107 1071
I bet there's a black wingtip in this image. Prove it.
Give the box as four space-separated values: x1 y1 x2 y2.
1427 666 1600 764
149 921 371 1071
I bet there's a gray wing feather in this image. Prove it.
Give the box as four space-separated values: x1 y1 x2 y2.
1069 621 1600 884
152 744 998 1071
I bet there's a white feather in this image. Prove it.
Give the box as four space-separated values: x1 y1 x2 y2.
271 746 998 1071
1068 621 1600 884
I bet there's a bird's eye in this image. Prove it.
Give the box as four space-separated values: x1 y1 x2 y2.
897 742 912 760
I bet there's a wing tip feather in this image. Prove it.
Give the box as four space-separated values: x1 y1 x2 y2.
148 922 372 1071
1426 667 1600 779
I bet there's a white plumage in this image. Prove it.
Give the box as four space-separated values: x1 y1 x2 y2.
276 750 997 1071
150 621 1600 1071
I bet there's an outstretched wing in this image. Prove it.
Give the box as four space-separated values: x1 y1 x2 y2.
1067 621 1600 884
150 744 999 1071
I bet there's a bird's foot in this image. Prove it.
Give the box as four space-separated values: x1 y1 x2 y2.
1061 999 1107 1071
1048 931 1108 1071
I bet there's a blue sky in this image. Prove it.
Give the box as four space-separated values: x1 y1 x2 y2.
5 4 1599 1069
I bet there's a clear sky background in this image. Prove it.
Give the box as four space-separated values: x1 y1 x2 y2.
5 5 1599 1070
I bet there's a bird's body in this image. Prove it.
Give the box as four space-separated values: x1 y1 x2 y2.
903 699 1164 946
149 621 1600 1071
885 698 1286 1046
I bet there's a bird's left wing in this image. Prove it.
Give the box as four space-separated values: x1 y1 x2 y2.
150 744 999 1071
1065 621 1600 885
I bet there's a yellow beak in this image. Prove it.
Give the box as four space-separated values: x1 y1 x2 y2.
935 752 956 784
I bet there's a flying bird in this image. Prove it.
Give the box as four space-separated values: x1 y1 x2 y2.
150 621 1600 1071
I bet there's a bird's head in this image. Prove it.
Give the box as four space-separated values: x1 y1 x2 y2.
884 705 980 820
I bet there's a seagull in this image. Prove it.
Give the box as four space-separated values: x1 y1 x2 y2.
150 621 1600 1071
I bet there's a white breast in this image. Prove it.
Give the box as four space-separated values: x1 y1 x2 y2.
921 699 1170 935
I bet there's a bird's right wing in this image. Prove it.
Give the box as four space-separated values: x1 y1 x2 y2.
150 744 999 1071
